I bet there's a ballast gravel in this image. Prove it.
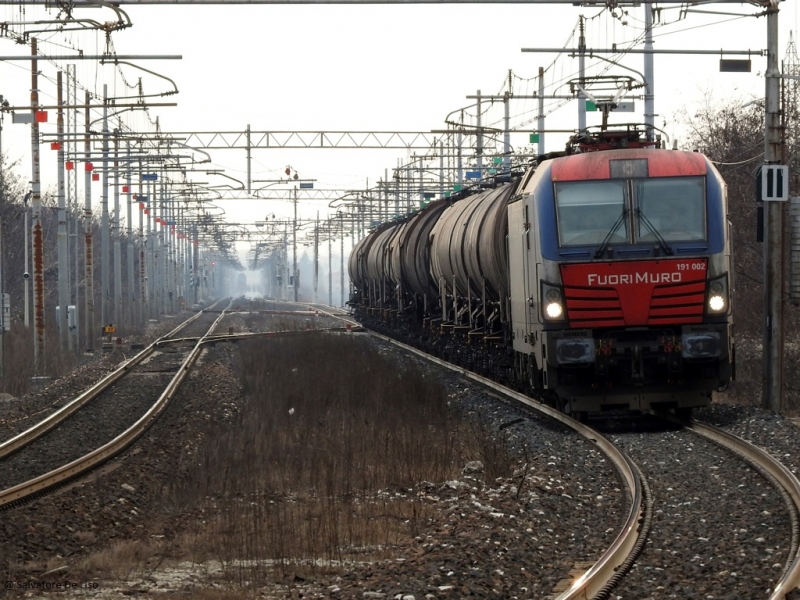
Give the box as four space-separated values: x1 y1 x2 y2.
601 420 790 599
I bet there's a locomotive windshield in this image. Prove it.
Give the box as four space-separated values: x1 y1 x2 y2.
554 180 628 246
634 178 706 242
555 176 706 247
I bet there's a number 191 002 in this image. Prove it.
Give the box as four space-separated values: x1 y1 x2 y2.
676 261 706 271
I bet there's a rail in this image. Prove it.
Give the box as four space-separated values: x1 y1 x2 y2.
0 303 221 461
0 302 231 509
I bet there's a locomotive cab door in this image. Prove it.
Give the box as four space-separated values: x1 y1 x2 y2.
508 197 531 355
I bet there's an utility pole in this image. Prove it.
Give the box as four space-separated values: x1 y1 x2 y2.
146 180 154 319
67 64 78 341
644 1 655 141
0 215 4 380
538 67 546 154
23 193 29 329
160 174 166 313
113 128 122 326
476 90 483 176
30 38 45 375
457 111 463 185
0 113 4 379
340 228 344 308
126 141 135 327
394 162 400 215
313 212 319 304
328 230 332 307
101 84 110 329
503 81 510 173
159 180 167 319
578 16 587 133
763 1 783 412
57 71 69 351
438 144 444 198
83 90 94 353
246 123 252 194
292 186 298 302
139 176 147 322
192 223 198 305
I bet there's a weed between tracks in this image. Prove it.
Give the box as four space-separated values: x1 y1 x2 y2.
168 334 513 589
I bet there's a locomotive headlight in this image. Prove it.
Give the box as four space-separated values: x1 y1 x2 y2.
546 301 564 319
541 282 566 322
706 274 729 314
708 294 725 312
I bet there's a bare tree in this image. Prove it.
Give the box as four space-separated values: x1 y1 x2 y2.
678 95 765 336
677 93 800 408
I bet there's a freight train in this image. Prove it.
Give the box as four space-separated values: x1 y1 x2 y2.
349 127 734 417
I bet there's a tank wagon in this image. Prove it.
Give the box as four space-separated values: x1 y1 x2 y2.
349 127 734 416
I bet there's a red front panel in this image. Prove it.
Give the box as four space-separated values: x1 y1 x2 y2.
560 259 708 328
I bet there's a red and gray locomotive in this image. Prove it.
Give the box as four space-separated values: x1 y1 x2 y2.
349 128 734 416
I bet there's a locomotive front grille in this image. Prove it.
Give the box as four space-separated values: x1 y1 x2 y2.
563 286 625 327
563 280 706 328
648 281 706 324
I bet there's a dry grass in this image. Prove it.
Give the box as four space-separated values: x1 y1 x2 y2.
0 317 153 397
72 540 158 579
716 333 800 415
168 334 514 589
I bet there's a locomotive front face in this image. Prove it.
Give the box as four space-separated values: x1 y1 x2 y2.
510 148 733 412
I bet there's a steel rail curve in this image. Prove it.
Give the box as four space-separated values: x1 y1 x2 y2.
668 415 800 600
0 301 224 462
307 303 646 600
0 301 232 509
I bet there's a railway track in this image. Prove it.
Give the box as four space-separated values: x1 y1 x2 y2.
655 415 800 599
311 303 800 599
3 298 799 598
0 301 231 510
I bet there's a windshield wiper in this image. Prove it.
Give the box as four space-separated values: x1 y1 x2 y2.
593 209 628 259
635 208 673 256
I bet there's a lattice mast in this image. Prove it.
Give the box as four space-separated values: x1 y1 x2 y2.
784 32 800 303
